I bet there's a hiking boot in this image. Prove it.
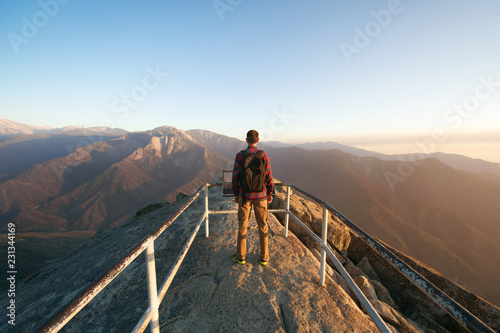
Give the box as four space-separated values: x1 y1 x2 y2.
260 258 269 266
233 255 245 265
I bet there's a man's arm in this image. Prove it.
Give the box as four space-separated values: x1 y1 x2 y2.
262 151 274 202
232 152 242 202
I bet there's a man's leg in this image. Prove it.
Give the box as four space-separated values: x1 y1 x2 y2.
236 197 251 260
253 198 269 260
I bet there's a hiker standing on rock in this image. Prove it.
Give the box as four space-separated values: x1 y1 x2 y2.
232 130 274 266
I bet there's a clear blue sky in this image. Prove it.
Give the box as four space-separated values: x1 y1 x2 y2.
1 0 499 161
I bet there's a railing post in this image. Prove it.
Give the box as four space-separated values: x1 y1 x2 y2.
204 186 209 237
284 185 290 238
145 242 160 333
320 207 328 285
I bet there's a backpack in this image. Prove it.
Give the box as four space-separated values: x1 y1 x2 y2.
239 150 266 193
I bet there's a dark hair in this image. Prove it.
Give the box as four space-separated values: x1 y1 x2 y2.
246 130 259 144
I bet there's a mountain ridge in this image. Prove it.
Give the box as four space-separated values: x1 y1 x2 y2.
0 126 230 231
262 140 500 176
0 118 128 138
0 118 53 136
0 131 128 182
2 119 498 177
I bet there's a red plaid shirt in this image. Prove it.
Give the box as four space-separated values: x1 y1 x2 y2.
232 146 274 200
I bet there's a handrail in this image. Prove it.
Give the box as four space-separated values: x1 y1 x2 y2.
132 210 208 332
35 182 495 333
286 184 495 333
282 201 391 332
38 184 209 333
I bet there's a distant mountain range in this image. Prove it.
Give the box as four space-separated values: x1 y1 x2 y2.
0 126 229 231
262 141 500 176
1 119 500 306
0 118 53 137
0 118 127 138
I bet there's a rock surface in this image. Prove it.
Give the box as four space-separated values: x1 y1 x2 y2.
3 186 378 332
158 198 378 332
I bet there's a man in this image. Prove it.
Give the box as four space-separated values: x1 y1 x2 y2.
232 130 274 266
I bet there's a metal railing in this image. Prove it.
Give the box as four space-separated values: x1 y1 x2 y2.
37 183 495 333
285 184 495 333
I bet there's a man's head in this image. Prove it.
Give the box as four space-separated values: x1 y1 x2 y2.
246 130 259 145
